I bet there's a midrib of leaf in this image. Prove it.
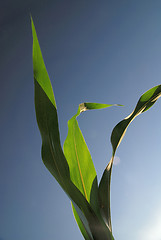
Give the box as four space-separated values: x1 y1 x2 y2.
73 122 88 201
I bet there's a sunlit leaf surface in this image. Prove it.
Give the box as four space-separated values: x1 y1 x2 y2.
32 16 161 240
31 18 115 240
64 103 119 238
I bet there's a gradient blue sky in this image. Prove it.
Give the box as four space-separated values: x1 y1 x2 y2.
1 1 161 240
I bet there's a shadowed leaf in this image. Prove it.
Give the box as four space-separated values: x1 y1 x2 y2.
31 17 115 240
99 84 161 232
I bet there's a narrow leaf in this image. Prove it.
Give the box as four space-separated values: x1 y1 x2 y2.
32 18 115 240
32 17 93 238
111 85 161 156
63 102 120 209
72 203 93 240
64 102 120 203
31 17 56 108
98 164 112 231
99 84 161 232
64 102 120 238
32 17 70 190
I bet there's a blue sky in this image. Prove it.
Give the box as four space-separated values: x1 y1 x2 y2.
1 1 161 239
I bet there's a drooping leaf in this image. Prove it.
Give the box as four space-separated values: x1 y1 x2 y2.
31 17 115 240
99 84 161 232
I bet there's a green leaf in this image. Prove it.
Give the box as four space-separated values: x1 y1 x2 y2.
99 84 161 232
98 164 112 231
64 102 121 204
32 17 70 191
72 203 92 240
64 102 120 238
31 17 115 240
63 103 116 205
63 105 96 204
111 85 161 156
32 17 90 238
31 17 56 108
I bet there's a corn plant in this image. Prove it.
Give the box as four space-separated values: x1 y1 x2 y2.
31 18 161 240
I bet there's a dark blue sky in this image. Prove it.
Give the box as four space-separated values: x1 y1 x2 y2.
1 1 161 240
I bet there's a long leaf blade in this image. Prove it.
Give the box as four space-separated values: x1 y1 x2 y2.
32 18 71 190
99 84 161 232
98 164 112 231
64 103 121 202
32 18 115 240
111 85 161 155
32 18 93 238
64 103 120 238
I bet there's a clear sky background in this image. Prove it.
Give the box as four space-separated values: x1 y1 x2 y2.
1 1 161 240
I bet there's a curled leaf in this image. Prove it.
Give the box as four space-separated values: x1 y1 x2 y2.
99 85 161 233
